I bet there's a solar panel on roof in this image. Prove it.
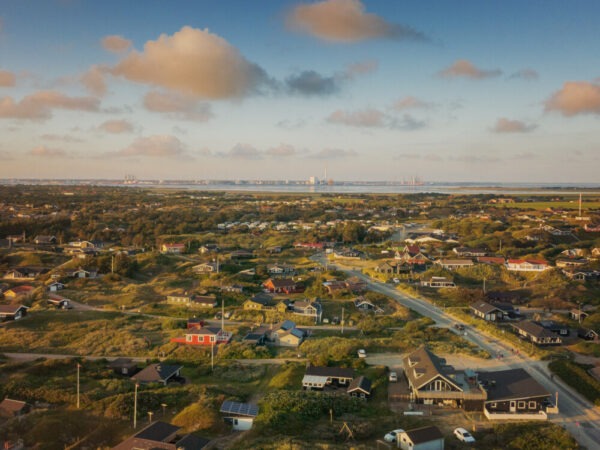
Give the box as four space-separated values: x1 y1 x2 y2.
220 400 259 417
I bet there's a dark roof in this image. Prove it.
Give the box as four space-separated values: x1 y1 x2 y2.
111 421 210 450
347 376 372 394
405 426 444 444
175 434 211 449
280 319 296 331
0 304 29 314
108 358 138 369
470 301 502 315
135 421 180 441
131 364 182 384
512 321 556 339
479 368 550 402
0 398 28 416
403 346 461 391
220 400 259 417
305 366 354 379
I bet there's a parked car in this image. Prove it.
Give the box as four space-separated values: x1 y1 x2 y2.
454 427 476 443
454 323 465 331
389 371 398 382
384 429 405 443
392 277 400 283
357 349 367 358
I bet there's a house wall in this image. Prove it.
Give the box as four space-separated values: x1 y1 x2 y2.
230 417 254 431
485 396 547 414
399 436 444 450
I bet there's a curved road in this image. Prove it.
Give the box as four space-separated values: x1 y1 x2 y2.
313 253 600 449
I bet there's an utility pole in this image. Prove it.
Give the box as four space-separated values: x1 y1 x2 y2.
133 383 139 429
76 363 80 409
211 340 215 372
341 307 344 334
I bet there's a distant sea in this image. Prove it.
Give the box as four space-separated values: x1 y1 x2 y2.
3 179 600 195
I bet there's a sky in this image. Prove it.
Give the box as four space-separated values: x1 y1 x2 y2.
1 0 599 183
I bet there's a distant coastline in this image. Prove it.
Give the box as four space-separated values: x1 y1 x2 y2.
1 179 600 195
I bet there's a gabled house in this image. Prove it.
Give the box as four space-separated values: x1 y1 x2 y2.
3 285 34 300
267 263 296 276
171 327 232 346
47 293 71 309
161 243 185 254
192 262 218 274
470 302 505 322
302 366 354 390
420 277 456 288
479 368 552 420
4 266 49 280
263 278 302 294
0 304 29 321
243 293 277 310
396 426 444 450
0 398 30 419
220 401 259 431
577 328 599 341
453 247 487 257
111 420 210 450
434 259 474 270
395 245 430 266
34 235 56 245
131 364 183 386
291 299 322 323
68 267 98 279
539 320 569 336
108 358 138 376
270 320 306 347
401 347 485 410
354 297 384 313
506 259 550 272
47 281 65 292
512 321 562 345
346 376 372 400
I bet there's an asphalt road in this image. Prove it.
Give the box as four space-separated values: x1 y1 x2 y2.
313 253 600 449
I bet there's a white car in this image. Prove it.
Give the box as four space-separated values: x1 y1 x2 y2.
384 429 405 443
389 371 398 382
357 349 367 358
454 427 476 443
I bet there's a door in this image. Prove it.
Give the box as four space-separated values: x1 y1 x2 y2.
510 401 516 412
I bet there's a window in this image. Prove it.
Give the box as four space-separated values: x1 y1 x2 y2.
210 336 215 342
517 401 526 409
490 402 497 408
186 335 192 342
528 401 537 409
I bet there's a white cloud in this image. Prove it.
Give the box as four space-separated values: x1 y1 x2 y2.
112 135 189 158
111 26 268 99
0 91 100 120
143 90 213 121
287 0 427 43
439 59 502 80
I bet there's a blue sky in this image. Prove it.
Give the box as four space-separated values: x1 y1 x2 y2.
1 0 599 182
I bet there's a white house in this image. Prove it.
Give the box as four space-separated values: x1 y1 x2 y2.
220 401 258 431
396 426 444 450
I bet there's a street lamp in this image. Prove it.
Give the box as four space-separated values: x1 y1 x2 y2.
161 403 167 418
148 411 154 423
133 383 139 429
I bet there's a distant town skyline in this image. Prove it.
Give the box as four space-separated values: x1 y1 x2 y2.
1 0 599 182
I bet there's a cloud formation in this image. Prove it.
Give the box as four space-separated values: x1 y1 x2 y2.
218 143 263 160
265 144 299 157
0 91 100 120
287 0 427 43
327 108 387 127
143 90 213 121
545 81 600 116
113 135 188 158
29 145 68 158
439 59 502 80
509 68 539 80
0 70 16 87
392 96 432 111
492 118 537 133
81 65 108 96
286 70 339 96
311 148 357 159
327 108 425 130
102 35 132 53
112 26 268 99
98 119 134 134
41 133 83 143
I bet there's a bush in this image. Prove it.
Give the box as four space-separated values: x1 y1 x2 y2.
549 359 600 405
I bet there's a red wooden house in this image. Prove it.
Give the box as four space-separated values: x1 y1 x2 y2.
263 278 304 294
171 327 232 346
